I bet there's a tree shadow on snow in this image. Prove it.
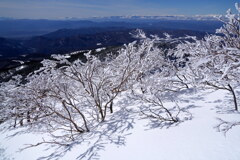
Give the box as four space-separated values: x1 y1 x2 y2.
160 88 206 103
35 107 135 160
0 146 14 160
140 104 197 130
135 88 203 131
214 91 240 114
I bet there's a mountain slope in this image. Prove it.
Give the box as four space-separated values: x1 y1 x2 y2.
0 88 239 160
0 19 222 38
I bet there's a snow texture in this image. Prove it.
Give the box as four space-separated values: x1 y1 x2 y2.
0 88 240 160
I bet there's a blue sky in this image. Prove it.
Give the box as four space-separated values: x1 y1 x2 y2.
0 0 237 19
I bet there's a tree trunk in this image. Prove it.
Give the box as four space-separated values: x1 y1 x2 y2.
20 119 23 126
110 101 113 113
27 111 31 123
228 84 238 111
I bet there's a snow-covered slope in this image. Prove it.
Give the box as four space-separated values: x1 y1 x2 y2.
0 88 240 160
101 89 240 160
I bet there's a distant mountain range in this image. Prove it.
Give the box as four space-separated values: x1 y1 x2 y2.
86 15 220 21
1 15 220 21
0 17 222 38
0 28 208 59
0 17 223 77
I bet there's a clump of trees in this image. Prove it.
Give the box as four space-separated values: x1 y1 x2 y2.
172 3 240 111
0 3 239 145
0 35 184 144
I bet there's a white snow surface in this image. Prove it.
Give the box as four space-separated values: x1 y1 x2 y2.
95 47 106 52
0 88 240 160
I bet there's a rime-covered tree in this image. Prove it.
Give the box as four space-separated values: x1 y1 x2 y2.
173 3 240 111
